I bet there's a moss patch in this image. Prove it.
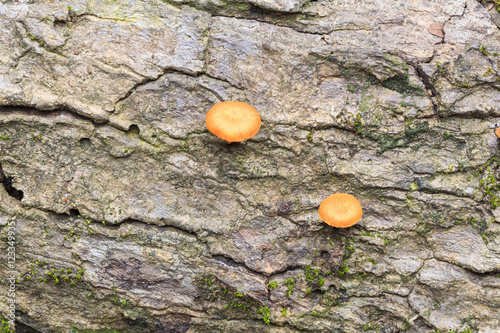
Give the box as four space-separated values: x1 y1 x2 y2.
194 272 262 321
375 121 430 154
381 74 424 96
0 315 14 333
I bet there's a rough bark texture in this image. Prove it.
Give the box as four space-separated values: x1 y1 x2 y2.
1 0 500 332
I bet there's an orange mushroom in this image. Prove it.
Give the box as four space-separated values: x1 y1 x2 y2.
318 193 363 228
205 101 261 143
495 127 500 138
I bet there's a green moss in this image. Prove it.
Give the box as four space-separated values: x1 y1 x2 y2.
283 278 295 295
306 129 314 143
303 265 329 294
256 306 271 324
358 95 373 113
382 53 408 71
340 66 379 90
195 272 260 319
381 74 424 96
471 157 500 209
338 264 349 276
342 236 355 262
364 73 379 88
267 281 278 289
415 223 431 236
376 120 430 154
479 45 489 56
409 182 418 191
21 260 85 286
0 314 14 333
224 301 249 312
333 237 356 276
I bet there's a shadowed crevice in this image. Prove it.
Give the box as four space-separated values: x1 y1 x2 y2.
15 321 46 333
0 163 24 201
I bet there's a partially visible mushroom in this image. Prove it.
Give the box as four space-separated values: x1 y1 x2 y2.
318 193 363 228
495 127 500 138
205 101 261 143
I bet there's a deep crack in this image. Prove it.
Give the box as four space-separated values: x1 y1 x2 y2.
0 163 24 201
211 254 268 278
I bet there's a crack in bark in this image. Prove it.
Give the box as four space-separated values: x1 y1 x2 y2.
112 68 244 115
112 68 169 112
400 60 440 114
180 0 402 37
15 319 47 333
0 105 97 124
15 20 69 60
0 100 181 143
164 0 329 33
405 287 424 325
1 194 212 252
211 254 269 278
108 218 209 245
210 12 382 36
434 80 500 119
76 13 134 24
399 0 466 116
267 264 305 279
439 110 500 120
411 186 474 199
444 1 469 26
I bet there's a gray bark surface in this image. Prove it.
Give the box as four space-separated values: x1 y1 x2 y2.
1 0 500 332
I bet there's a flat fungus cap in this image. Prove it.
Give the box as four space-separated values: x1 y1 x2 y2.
206 101 261 143
318 193 363 228
495 127 500 138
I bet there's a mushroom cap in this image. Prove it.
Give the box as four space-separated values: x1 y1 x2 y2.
318 193 363 228
206 101 261 142
495 127 500 138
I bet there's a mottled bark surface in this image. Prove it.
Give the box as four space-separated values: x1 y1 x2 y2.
1 0 500 332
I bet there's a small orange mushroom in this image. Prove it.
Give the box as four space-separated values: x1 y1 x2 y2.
318 193 363 228
205 101 261 143
495 127 500 138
